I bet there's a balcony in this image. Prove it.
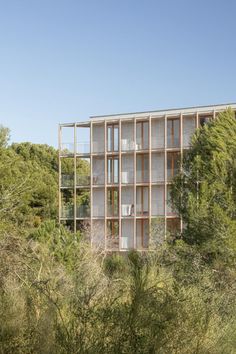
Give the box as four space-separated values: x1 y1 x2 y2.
136 204 149 217
76 142 90 155
107 204 119 217
121 170 134 184
60 142 90 155
61 174 73 187
121 204 134 217
76 175 90 186
76 205 90 218
61 205 73 218
93 205 104 218
93 174 105 185
136 170 149 183
121 139 135 151
93 141 104 153
60 143 74 155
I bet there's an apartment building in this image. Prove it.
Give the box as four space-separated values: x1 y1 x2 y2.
59 103 236 251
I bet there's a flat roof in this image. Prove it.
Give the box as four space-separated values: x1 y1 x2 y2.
59 102 236 126
90 102 236 121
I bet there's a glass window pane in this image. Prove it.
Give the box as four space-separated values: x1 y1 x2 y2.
114 126 119 151
167 120 172 147
114 158 119 183
107 158 112 183
173 119 180 147
136 123 142 148
143 122 149 149
108 126 112 151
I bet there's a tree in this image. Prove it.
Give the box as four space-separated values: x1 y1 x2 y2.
171 108 236 262
0 125 10 148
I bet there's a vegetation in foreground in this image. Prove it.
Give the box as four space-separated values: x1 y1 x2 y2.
0 111 236 353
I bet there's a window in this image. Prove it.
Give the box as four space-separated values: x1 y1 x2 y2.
107 124 119 152
107 157 119 184
167 152 180 181
107 188 119 217
199 115 212 127
136 154 149 183
136 186 149 216
136 219 149 249
167 118 180 148
136 121 149 150
107 220 119 249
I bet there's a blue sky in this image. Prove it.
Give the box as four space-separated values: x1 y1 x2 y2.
0 0 236 147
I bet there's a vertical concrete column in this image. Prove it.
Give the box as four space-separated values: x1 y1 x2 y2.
164 115 167 236
104 120 107 251
119 119 122 250
74 123 77 233
148 115 152 247
180 113 183 233
90 122 93 247
58 125 62 225
133 117 137 249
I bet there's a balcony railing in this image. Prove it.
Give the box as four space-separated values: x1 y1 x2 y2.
76 205 90 218
60 142 90 155
60 143 74 155
61 205 73 218
61 174 74 187
93 206 104 217
136 139 148 150
121 139 135 151
121 171 134 184
136 171 149 183
107 205 119 217
121 204 134 217
93 174 105 185
76 175 90 186
136 204 149 216
92 141 104 153
77 142 90 154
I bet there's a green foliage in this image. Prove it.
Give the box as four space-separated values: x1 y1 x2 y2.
171 108 236 262
0 142 58 228
0 124 10 147
0 118 236 353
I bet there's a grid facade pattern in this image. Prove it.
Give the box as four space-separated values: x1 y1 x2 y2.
59 103 236 251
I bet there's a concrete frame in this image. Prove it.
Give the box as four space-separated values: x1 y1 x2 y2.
59 103 236 251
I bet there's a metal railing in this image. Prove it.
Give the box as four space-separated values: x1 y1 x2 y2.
93 206 104 217
61 174 74 187
76 205 90 218
76 142 90 154
107 205 119 217
61 205 74 218
121 139 135 151
121 171 134 184
92 174 105 185
136 171 149 183
76 175 90 186
60 143 74 155
136 204 149 216
136 139 148 150
60 142 90 155
92 141 104 153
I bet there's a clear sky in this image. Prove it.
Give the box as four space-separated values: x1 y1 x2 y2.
0 0 236 147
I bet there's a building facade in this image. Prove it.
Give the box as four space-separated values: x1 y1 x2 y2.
59 103 236 251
